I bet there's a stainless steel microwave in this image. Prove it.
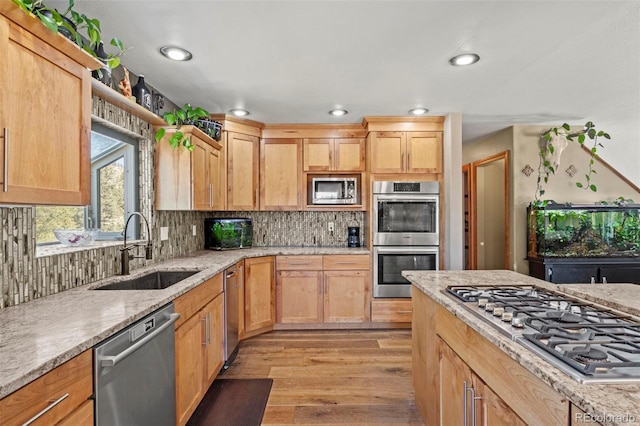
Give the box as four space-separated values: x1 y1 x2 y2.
308 176 359 205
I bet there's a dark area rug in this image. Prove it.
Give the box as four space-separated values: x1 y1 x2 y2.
186 378 273 426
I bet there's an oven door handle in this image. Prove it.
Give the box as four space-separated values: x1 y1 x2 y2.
99 313 180 368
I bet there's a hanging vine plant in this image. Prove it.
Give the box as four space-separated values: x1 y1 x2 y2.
533 121 610 206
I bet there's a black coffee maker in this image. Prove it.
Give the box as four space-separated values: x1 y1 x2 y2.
347 226 361 248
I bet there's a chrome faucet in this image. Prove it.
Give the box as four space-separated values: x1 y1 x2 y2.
120 212 153 275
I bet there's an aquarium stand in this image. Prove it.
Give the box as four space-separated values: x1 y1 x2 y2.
528 257 640 284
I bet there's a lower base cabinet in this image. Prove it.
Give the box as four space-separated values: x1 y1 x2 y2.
438 337 525 426
174 273 224 426
243 256 276 337
413 288 569 426
371 299 412 323
276 255 370 324
0 350 93 426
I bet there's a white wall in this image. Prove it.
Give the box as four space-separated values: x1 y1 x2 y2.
444 113 463 270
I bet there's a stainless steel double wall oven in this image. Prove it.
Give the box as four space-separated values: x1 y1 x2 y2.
372 181 440 298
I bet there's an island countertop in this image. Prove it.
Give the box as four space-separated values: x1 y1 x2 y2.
403 270 640 426
0 247 369 399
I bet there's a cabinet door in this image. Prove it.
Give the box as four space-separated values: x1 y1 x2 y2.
303 138 332 171
175 313 205 426
334 138 365 171
370 132 405 173
244 256 276 333
155 135 192 210
202 293 224 387
211 133 226 211
406 132 442 173
323 270 370 323
598 264 640 284
227 132 259 210
548 263 599 283
260 138 302 210
192 139 210 210
437 338 477 426
277 270 323 323
0 15 91 205
475 378 526 426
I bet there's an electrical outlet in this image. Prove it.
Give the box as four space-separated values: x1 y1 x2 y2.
192 225 197 236
328 222 334 232
160 227 169 241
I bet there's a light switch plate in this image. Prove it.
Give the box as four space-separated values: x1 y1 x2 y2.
160 227 169 241
192 225 197 236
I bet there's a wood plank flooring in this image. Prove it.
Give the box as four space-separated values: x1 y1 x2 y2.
221 329 424 425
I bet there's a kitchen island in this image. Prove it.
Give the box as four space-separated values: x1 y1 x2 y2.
0 246 369 400
405 270 640 426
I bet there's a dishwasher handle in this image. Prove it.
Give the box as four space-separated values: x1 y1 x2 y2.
99 313 180 368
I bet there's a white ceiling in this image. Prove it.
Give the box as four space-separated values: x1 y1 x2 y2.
50 0 640 183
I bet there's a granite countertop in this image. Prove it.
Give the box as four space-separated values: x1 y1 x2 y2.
0 247 369 399
403 270 640 426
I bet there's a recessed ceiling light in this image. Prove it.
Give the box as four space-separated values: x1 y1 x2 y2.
449 53 480 66
229 109 250 117
159 46 193 61
409 108 429 115
329 109 348 117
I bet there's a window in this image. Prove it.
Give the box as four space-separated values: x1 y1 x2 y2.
36 123 139 244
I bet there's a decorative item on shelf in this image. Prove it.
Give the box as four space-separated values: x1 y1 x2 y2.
154 103 212 150
53 228 100 247
118 67 133 100
532 121 611 207
132 74 152 110
92 42 112 86
12 0 126 70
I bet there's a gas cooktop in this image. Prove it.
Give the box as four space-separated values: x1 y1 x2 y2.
445 285 640 384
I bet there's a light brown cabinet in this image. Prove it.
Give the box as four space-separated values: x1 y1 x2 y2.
174 273 224 426
370 131 442 174
227 132 260 210
276 255 371 324
303 138 365 172
0 9 100 205
0 350 93 426
260 138 302 210
438 337 525 426
243 256 276 336
371 299 413 323
155 126 222 211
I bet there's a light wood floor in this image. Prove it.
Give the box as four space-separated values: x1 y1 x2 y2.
222 329 424 426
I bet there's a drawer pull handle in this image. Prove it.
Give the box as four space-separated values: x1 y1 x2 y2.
22 393 69 426
336 262 356 265
2 128 7 192
397 310 413 314
289 262 310 265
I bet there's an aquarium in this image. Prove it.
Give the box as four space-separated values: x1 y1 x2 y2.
204 218 253 250
527 203 640 258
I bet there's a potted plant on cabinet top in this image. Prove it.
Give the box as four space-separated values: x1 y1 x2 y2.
155 103 221 150
11 0 126 70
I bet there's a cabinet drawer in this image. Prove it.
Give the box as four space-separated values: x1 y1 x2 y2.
58 400 94 426
323 255 370 270
174 273 223 328
372 299 413 322
276 255 323 270
0 350 92 426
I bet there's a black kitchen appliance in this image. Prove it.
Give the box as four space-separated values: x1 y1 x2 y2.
348 226 361 247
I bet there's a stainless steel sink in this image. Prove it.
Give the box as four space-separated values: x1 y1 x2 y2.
94 270 200 290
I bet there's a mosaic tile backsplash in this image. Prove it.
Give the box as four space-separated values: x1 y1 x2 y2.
0 96 366 309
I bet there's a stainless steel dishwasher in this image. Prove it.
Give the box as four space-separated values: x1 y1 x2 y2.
94 303 180 426
223 262 241 370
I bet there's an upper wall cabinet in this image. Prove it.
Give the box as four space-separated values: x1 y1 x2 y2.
0 7 101 205
303 138 365 172
364 116 445 176
227 132 260 211
369 131 442 174
156 126 222 210
260 139 302 210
